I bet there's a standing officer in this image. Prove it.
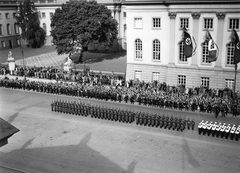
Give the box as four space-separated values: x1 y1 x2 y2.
235 125 240 141
191 119 195 130
230 124 236 140
187 118 191 130
211 122 217 137
202 121 208 135
198 120 204 135
215 123 222 138
225 124 231 139
207 122 213 136
220 123 226 138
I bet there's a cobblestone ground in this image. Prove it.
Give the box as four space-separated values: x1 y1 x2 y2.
0 88 239 173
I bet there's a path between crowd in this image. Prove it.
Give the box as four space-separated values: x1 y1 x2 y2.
0 88 240 173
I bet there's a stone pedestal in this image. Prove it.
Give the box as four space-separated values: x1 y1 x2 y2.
7 51 15 75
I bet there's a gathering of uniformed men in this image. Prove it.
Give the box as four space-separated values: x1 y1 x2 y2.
1 75 240 142
198 120 240 141
1 77 239 118
51 99 195 132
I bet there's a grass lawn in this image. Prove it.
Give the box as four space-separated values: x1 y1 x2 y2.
0 45 127 73
0 45 57 63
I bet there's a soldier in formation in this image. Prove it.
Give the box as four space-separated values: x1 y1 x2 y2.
51 99 195 132
198 120 240 141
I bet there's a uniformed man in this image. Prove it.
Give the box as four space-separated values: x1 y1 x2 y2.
202 121 208 135
187 118 191 130
159 115 164 129
230 124 236 140
215 123 222 138
211 122 217 137
172 117 177 131
168 116 174 130
220 123 226 138
198 120 205 135
235 125 240 141
225 124 231 139
207 121 213 136
51 100 54 112
164 116 169 129
180 119 185 132
191 119 195 130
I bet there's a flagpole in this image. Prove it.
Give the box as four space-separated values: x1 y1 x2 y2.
233 63 238 102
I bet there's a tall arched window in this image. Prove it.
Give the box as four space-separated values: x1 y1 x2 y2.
135 39 142 59
43 23 47 33
202 41 210 63
153 39 161 60
0 24 3 35
179 41 187 62
226 42 234 65
7 23 11 35
123 24 126 36
14 23 19 34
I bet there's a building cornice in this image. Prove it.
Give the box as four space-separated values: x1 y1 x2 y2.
122 1 240 6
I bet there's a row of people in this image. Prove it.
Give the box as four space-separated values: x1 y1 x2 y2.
0 65 124 85
1 77 239 116
136 113 195 131
198 121 240 141
51 99 195 131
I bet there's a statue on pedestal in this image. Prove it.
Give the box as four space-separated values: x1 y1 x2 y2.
7 51 15 75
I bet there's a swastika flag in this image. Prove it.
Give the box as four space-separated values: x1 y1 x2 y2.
183 30 193 58
207 31 218 62
233 30 240 64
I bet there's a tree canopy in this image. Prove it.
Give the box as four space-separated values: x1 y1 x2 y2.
50 0 118 63
16 0 46 48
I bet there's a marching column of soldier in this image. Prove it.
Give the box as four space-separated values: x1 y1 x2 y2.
198 120 240 141
51 99 195 132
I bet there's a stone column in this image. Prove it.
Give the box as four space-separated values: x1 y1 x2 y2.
116 6 121 37
215 12 226 70
191 12 201 67
113 7 116 20
168 12 177 67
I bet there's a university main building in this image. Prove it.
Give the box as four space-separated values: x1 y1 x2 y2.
0 0 240 91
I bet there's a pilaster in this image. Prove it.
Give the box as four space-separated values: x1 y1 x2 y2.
215 12 226 70
168 12 176 67
191 12 200 67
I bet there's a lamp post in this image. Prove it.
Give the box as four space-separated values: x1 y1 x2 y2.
16 1 26 80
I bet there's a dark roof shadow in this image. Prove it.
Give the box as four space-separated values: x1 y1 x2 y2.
0 132 136 173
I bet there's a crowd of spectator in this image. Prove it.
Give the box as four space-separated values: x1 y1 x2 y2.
0 72 239 117
0 64 124 86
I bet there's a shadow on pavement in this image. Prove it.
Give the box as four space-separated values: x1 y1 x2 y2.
182 138 200 168
0 132 136 173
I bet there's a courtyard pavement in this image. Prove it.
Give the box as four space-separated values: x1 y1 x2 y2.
0 88 239 173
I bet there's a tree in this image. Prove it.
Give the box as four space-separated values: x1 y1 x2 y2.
16 0 46 48
50 0 118 63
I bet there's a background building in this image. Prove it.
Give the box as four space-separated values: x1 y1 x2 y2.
1 0 240 90
0 0 20 50
125 0 240 90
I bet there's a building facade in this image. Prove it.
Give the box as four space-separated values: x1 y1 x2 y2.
0 0 20 50
35 0 126 50
1 0 240 90
0 0 126 50
125 0 240 90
